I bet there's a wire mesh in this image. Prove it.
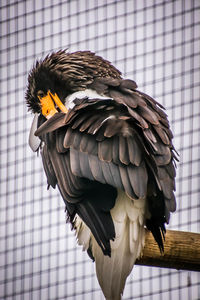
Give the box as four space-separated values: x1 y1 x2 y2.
0 0 200 299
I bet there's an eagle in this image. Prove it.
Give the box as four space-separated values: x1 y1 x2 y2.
26 50 177 300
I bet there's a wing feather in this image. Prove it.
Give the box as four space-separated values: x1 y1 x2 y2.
79 113 101 132
41 144 57 188
79 133 90 152
119 136 130 165
34 79 177 258
71 110 93 129
119 79 137 90
119 166 136 199
107 163 124 191
153 125 170 145
98 138 113 162
63 127 75 148
127 136 142 166
35 112 66 136
88 154 106 184
77 150 94 181
127 107 149 128
56 128 68 153
112 136 121 164
138 106 160 125
127 163 147 198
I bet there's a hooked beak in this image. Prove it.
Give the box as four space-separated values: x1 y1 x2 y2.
38 91 68 119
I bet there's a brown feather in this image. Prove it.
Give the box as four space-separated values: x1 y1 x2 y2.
144 128 157 143
88 79 108 94
119 166 136 199
127 163 147 198
71 111 94 130
101 161 116 187
108 162 124 190
158 167 174 199
98 139 113 162
131 91 147 107
165 192 176 212
138 90 165 109
48 148 78 199
103 119 124 138
79 114 101 132
95 125 107 142
112 136 120 164
154 149 171 166
153 125 170 145
79 134 90 152
56 128 68 153
79 153 94 181
64 109 78 124
109 89 138 109
88 155 106 184
87 115 108 135
88 135 99 155
63 127 75 148
127 136 142 166
165 161 176 178
86 116 107 135
163 127 174 140
72 131 83 149
127 107 149 128
137 106 160 125
119 136 130 165
152 141 170 156
159 117 170 128
97 77 121 86
41 145 57 188
35 113 66 136
119 79 137 90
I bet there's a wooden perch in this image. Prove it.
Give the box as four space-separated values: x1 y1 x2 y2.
136 229 200 271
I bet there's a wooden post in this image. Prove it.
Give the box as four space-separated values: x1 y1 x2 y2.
136 229 200 271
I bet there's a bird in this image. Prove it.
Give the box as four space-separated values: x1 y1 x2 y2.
26 50 177 300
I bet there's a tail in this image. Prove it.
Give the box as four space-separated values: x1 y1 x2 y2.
75 190 146 300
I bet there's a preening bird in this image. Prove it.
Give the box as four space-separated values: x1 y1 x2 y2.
26 50 177 300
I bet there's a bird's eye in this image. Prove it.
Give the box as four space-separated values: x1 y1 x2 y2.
37 90 45 98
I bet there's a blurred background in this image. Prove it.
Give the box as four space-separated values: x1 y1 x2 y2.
0 0 200 299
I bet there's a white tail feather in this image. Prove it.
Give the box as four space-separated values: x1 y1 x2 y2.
74 190 146 299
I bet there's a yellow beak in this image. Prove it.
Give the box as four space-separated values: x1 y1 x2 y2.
38 91 68 119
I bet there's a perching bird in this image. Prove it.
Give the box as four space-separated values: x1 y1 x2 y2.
26 50 177 300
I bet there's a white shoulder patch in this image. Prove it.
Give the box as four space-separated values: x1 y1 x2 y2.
29 113 41 152
65 89 113 109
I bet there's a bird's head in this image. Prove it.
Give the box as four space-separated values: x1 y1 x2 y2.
25 51 70 119
25 50 121 119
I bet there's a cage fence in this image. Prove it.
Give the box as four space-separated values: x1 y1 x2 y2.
0 0 200 299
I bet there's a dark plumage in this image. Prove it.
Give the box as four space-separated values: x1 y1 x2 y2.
26 50 178 300
26 50 121 113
